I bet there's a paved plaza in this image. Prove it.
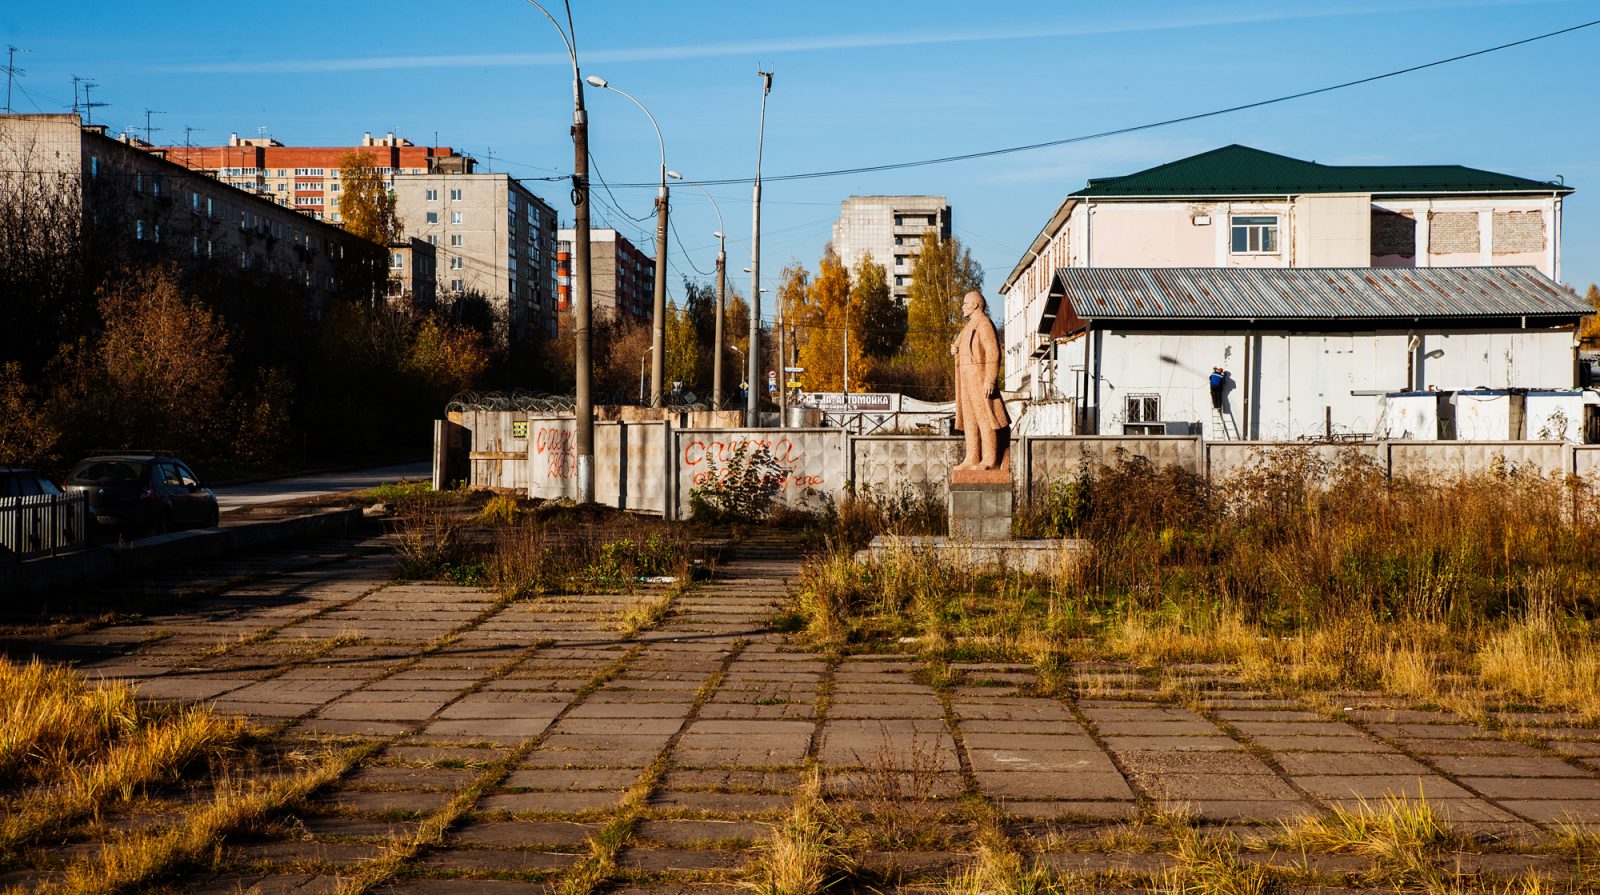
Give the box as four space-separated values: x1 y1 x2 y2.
4 531 1600 893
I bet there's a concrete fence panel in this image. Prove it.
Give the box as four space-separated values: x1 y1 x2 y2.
1387 441 1567 480
673 428 847 518
1570 446 1600 478
1206 441 1385 484
1025 436 1204 502
851 436 962 502
524 416 580 501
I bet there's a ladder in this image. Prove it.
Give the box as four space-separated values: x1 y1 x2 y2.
1211 406 1241 440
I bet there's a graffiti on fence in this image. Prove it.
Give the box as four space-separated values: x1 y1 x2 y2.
681 436 826 492
534 425 576 480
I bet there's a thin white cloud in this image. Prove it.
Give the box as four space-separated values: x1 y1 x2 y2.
159 0 1563 74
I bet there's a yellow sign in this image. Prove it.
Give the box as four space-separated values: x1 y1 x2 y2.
512 421 529 438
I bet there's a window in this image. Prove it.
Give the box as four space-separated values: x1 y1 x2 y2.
1125 394 1159 423
135 220 144 240
449 188 463 201
451 211 463 224
426 189 438 201
90 156 99 178
391 252 405 269
449 234 463 247
427 234 438 246
1230 215 1279 254
192 236 200 257
450 257 463 270
425 211 438 224
450 279 463 292
330 183 340 192
1122 395 1163 434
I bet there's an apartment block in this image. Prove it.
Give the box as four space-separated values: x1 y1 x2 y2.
0 113 377 311
830 195 952 300
556 228 655 325
158 132 560 341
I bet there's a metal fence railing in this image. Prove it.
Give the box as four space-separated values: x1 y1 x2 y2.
0 493 89 563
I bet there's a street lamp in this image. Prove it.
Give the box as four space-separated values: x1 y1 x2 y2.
523 0 595 504
749 70 774 427
666 171 726 411
586 74 669 409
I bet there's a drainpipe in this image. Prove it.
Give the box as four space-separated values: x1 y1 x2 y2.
1080 321 1093 434
1242 328 1253 440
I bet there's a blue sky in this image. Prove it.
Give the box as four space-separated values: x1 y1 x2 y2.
3 0 1596 319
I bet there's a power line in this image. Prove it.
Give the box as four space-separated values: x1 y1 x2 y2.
596 19 1600 188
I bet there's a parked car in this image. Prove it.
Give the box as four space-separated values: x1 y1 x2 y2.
1 468 76 562
65 454 219 535
0 468 63 499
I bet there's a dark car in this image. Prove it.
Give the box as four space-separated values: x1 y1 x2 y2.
1 468 64 499
1 468 72 561
65 455 219 535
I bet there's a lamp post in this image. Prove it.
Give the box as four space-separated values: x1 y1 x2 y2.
666 171 726 410
523 0 594 503
748 70 774 427
586 75 669 408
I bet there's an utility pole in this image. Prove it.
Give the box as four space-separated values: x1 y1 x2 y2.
183 126 203 167
650 173 669 406
4 46 25 114
713 236 727 409
748 68 773 427
843 304 850 395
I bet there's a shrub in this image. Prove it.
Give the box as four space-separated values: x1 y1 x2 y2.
688 441 786 523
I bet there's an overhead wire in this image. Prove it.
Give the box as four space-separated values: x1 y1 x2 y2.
591 19 1600 188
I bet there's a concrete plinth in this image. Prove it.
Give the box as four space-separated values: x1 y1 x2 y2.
949 481 1013 542
855 536 1090 577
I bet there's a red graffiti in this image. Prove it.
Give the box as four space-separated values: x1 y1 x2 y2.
682 436 800 467
534 426 576 480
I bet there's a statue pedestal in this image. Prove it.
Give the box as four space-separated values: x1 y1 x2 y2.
949 453 1013 541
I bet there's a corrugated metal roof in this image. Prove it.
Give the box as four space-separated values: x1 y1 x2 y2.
1046 267 1592 326
1072 145 1570 198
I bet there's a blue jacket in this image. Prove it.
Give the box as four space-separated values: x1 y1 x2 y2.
1209 372 1226 388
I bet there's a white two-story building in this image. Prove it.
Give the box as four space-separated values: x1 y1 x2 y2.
1000 145 1574 402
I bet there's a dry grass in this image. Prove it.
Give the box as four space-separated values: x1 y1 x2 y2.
748 768 851 895
0 659 141 785
792 451 1600 720
27 741 377 895
1279 793 1458 877
615 584 682 638
1160 825 1275 895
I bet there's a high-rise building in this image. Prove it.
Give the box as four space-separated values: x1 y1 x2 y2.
830 195 952 301
156 132 559 340
555 228 655 325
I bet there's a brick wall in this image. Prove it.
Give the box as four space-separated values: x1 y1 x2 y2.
1429 212 1480 254
1492 211 1545 253
1371 208 1416 256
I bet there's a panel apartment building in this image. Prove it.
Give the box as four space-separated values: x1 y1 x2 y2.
830 195 952 301
555 228 655 325
0 113 376 311
158 132 560 340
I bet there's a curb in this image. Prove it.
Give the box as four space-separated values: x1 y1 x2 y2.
0 508 365 600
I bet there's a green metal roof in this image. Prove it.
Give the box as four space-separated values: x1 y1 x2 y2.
1071 145 1571 198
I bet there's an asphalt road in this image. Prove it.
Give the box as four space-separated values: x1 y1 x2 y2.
213 461 431 514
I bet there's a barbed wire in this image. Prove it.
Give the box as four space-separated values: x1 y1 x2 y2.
446 390 576 413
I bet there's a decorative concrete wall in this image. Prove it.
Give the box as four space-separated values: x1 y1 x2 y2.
442 412 1600 515
1206 442 1385 483
851 436 963 502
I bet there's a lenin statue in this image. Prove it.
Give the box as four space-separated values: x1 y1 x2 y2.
950 290 1010 470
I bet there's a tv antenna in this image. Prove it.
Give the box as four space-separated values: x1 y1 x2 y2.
80 80 107 125
183 125 204 165
143 108 164 144
4 45 25 114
